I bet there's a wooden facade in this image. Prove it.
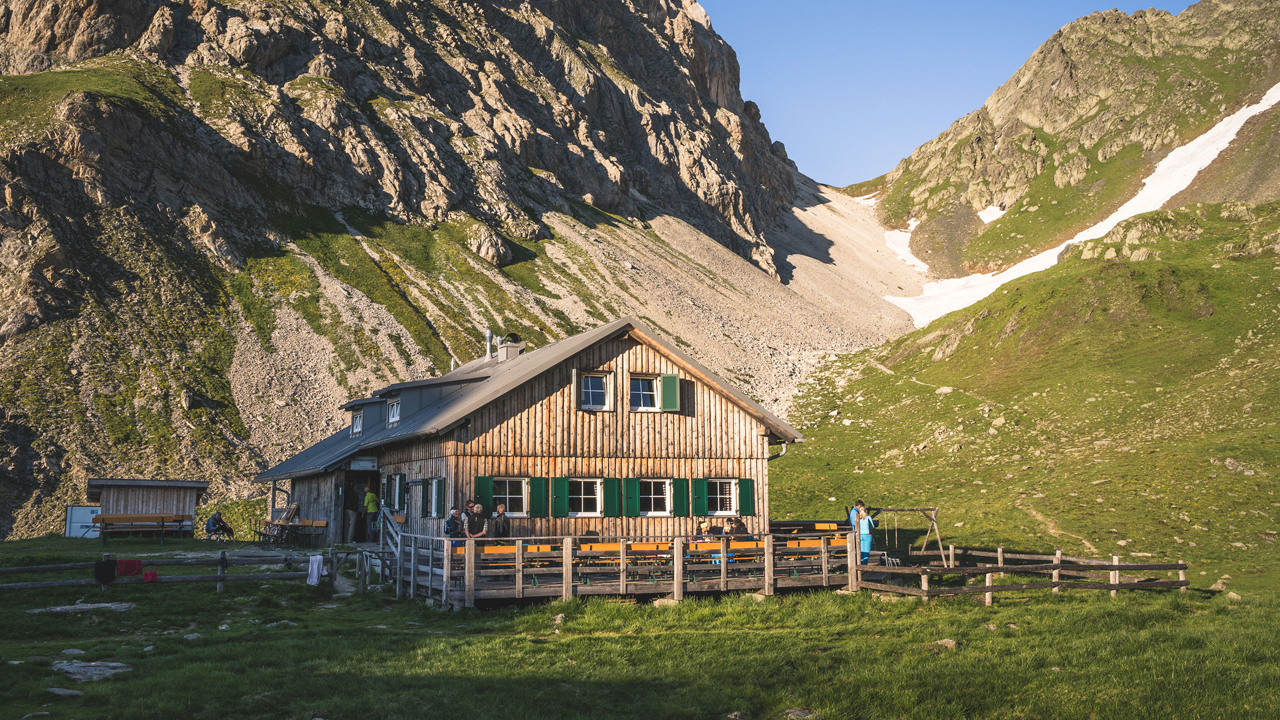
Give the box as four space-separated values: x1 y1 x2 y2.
88 479 207 516
276 320 799 546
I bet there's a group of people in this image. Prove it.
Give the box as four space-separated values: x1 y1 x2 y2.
696 517 751 541
444 500 513 540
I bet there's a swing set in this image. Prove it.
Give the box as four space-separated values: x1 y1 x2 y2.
846 506 952 569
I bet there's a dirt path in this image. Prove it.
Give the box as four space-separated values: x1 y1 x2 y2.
1015 498 1099 555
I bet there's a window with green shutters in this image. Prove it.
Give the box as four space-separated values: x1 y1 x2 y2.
528 477 549 517
691 478 708 516
738 477 755 516
602 478 621 517
396 474 407 511
659 374 680 411
671 478 690 516
419 479 431 518
551 477 570 517
473 476 494 514
433 478 446 518
707 479 736 516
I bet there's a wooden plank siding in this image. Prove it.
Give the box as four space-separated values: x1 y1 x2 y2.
375 335 773 540
101 487 200 516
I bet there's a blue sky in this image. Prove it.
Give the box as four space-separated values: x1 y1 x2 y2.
698 1 1195 186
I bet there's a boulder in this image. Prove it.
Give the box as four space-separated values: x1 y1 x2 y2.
468 224 512 267
52 661 132 682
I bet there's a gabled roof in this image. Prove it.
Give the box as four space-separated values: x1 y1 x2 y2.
255 317 802 482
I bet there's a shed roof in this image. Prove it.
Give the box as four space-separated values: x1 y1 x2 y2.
256 317 802 482
86 478 210 503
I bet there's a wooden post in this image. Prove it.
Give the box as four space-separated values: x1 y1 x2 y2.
410 537 418 600
464 539 476 607
852 532 861 591
1052 548 1061 595
984 572 993 607
997 546 1005 579
720 537 730 591
515 541 524 600
820 536 830 587
763 535 775 596
1111 554 1119 598
672 536 685 602
846 533 856 592
561 537 574 602
101 553 109 593
949 543 955 568
1178 559 1186 594
357 553 364 593
921 570 930 602
216 550 227 595
441 542 453 606
618 540 627 595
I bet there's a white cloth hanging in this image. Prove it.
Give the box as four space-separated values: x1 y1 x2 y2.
307 555 327 586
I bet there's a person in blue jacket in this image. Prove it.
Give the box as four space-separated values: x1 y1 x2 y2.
849 500 880 565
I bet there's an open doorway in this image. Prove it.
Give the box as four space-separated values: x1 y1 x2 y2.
344 471 380 543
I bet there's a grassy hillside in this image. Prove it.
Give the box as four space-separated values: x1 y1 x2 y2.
772 202 1279 593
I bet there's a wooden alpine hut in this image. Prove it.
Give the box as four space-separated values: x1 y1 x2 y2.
256 317 803 545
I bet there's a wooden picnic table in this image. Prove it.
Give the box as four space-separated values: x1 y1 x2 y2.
93 514 193 546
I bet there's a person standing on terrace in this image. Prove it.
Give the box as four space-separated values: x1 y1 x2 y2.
850 500 880 565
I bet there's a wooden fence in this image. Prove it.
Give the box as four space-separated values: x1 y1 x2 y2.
0 551 311 593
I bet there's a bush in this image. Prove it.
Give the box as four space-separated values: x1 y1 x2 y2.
195 496 267 540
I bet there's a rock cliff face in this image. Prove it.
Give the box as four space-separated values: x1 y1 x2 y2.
855 0 1280 276
0 0 818 537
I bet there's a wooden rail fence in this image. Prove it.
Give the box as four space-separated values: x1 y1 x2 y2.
0 551 311 593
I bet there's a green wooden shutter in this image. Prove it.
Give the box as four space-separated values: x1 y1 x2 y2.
433 478 445 518
672 478 689 517
528 477 549 518
738 478 755 516
551 477 570 517
474 476 494 514
571 368 581 410
603 478 621 517
623 478 640 517
397 474 407 511
692 478 708 516
660 374 680 412
419 479 430 518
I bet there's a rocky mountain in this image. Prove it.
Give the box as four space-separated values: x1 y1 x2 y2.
0 0 924 538
847 0 1280 277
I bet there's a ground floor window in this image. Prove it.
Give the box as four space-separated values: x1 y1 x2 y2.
707 479 736 516
568 479 601 516
493 478 527 517
639 479 669 515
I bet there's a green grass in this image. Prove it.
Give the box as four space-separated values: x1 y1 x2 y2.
1 537 1277 720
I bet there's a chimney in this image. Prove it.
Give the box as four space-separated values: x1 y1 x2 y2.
496 333 525 362
484 328 494 358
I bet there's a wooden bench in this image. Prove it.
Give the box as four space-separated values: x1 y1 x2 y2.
94 514 193 546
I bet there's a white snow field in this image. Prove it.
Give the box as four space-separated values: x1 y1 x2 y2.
884 219 928 271
885 80 1280 329
977 205 1007 223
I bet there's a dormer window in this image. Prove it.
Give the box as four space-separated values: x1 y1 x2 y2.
388 399 401 428
350 411 363 437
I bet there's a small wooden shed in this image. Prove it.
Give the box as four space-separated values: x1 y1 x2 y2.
87 478 209 517
258 317 804 545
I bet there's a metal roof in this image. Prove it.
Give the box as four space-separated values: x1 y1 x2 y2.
256 316 802 482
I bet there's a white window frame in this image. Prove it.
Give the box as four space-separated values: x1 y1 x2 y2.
629 375 659 412
580 373 609 411
567 478 602 518
387 399 401 427
424 478 441 518
707 479 737 517
638 478 672 517
492 477 529 518
350 411 363 437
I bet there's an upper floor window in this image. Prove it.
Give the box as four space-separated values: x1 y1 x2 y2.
350 411 363 437
707 480 737 516
629 376 657 411
568 479 601 517
581 374 608 410
638 479 670 516
388 399 401 427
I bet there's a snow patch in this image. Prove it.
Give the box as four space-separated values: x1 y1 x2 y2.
977 205 1006 223
884 219 928 272
885 79 1280 328
853 192 880 207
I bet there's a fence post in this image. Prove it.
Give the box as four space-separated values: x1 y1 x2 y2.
217 550 227 595
101 554 109 593
464 539 476 607
921 570 929 602
672 536 684 602
515 540 524 600
410 537 418 600
562 537 574 602
763 535 775 596
949 543 955 568
1111 554 1119 598
1052 548 1061 595
984 572 993 607
1178 559 1186 593
441 542 452 607
618 540 627 596
846 533 856 591
997 546 1005 578
721 537 730 591
820 536 830 587
357 553 364 593
852 533 861 591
